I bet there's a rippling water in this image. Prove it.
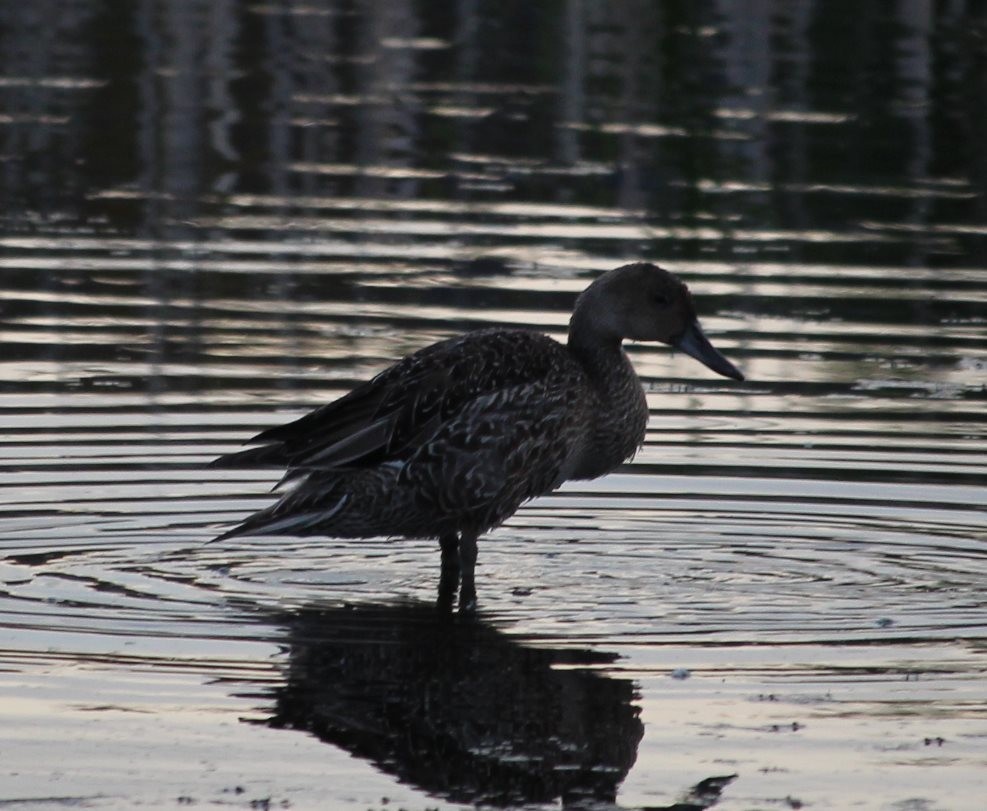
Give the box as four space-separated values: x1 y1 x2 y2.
2 3 987 810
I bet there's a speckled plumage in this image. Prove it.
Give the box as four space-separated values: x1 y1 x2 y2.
213 263 744 607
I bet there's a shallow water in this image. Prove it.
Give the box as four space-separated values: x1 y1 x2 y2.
2 2 987 810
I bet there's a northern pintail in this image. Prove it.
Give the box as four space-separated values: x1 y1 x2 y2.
213 263 744 608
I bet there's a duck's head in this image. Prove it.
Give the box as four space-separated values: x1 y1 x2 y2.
569 262 744 381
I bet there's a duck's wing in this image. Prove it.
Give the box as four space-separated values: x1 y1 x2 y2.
211 329 566 474
216 377 587 543
400 378 587 532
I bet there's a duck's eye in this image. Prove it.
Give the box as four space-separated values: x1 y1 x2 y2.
653 293 670 307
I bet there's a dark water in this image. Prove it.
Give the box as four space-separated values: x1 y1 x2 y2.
1 2 986 809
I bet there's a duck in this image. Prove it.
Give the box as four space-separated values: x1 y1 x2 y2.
212 262 744 609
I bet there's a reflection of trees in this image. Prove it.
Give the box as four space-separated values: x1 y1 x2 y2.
260 601 643 807
2 2 985 237
2 1 985 372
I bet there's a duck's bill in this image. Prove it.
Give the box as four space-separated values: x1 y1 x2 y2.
674 320 745 381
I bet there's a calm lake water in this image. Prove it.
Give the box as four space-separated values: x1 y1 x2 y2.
1 2 986 809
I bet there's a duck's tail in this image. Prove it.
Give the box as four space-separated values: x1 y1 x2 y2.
213 464 418 542
209 443 288 469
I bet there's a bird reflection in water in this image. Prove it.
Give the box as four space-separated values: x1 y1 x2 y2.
252 601 735 809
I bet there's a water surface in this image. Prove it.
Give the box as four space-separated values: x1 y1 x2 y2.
1 3 986 809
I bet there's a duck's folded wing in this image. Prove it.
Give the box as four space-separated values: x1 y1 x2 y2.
211 329 567 472
401 382 582 529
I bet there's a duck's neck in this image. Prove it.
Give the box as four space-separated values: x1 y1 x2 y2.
567 324 635 397
566 318 649 478
566 308 623 372
567 307 643 407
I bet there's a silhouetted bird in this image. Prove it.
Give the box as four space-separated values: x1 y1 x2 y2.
212 263 744 608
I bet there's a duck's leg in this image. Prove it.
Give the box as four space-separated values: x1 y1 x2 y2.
458 531 478 612
439 532 460 569
437 533 460 611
